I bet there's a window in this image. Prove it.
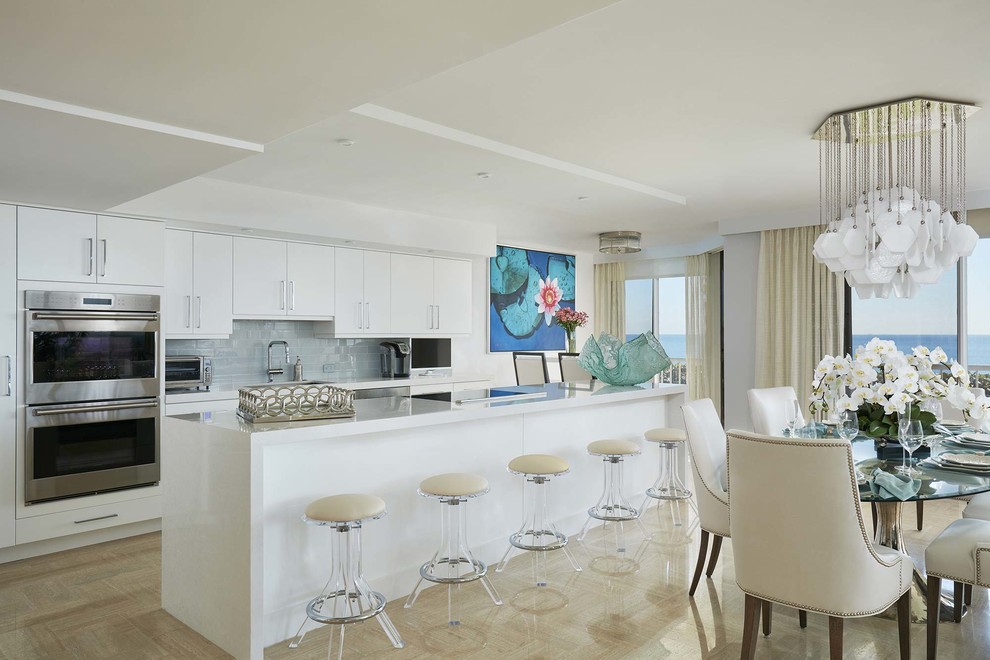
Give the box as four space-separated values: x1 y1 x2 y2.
967 239 990 377
625 277 686 383
849 268 958 361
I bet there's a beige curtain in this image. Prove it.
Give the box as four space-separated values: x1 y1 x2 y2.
685 253 722 411
755 226 844 412
594 262 626 338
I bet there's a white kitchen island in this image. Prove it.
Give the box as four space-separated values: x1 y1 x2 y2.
161 381 687 659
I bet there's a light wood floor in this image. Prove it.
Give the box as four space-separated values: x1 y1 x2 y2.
0 499 987 659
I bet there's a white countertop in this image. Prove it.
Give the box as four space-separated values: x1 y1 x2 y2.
164 371 490 404
166 381 687 446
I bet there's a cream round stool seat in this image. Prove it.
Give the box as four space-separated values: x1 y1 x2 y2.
304 493 386 523
419 472 490 498
289 493 403 656
587 439 641 456
644 427 687 443
508 453 570 476
497 453 581 584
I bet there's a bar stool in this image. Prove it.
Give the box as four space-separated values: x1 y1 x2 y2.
642 427 694 526
578 439 648 551
496 454 582 585
288 493 404 659
405 472 502 625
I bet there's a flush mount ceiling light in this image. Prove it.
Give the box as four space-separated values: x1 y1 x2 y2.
599 230 641 254
812 97 980 299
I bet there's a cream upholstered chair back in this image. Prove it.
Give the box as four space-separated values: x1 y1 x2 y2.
727 430 911 616
512 352 549 386
558 353 593 383
681 398 729 536
747 386 805 436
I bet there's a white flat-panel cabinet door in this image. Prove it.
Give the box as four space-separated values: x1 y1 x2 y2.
433 258 472 334
0 205 15 549
164 230 194 335
363 251 391 334
194 233 233 335
96 216 165 286
390 254 433 335
232 237 287 317
334 248 365 333
17 206 96 283
287 243 334 318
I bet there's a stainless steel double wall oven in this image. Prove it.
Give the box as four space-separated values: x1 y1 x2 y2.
24 291 161 504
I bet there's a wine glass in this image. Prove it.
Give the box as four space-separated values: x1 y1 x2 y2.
896 416 912 473
783 401 800 437
899 420 924 476
838 410 858 441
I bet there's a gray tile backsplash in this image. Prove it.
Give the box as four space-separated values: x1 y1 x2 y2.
165 320 401 387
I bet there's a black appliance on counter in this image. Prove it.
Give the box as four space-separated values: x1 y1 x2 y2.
379 341 410 378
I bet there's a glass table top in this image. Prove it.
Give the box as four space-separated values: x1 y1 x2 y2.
851 435 990 502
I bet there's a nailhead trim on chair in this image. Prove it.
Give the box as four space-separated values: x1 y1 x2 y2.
933 546 990 589
725 431 904 598
736 584 908 618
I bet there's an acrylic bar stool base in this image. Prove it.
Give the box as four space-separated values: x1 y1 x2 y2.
642 428 697 528
405 473 502 626
287 494 404 660
496 455 582 587
578 439 648 553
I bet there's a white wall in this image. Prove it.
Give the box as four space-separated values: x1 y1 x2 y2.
722 231 761 431
453 247 595 387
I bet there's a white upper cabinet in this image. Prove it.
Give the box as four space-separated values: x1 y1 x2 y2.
286 242 334 317
389 255 472 336
433 258 472 335
232 238 334 319
333 248 390 334
165 230 233 337
17 207 163 286
96 215 165 286
390 254 434 335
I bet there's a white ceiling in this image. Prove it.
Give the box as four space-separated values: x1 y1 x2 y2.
8 0 990 253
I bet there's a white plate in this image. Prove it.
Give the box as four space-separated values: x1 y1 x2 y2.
940 453 990 468
960 432 990 443
922 458 990 475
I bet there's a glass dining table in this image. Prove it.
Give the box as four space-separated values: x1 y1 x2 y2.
851 433 990 623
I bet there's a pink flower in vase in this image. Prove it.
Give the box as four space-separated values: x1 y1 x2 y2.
534 276 563 326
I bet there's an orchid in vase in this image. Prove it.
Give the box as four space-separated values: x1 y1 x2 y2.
553 307 588 353
810 338 971 437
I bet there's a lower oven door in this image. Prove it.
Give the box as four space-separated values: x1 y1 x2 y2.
25 397 160 504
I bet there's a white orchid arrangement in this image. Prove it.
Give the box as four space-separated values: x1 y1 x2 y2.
810 338 972 437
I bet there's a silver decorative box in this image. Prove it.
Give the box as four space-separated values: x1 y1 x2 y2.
236 382 356 423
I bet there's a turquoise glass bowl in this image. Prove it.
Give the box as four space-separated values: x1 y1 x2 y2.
578 332 672 386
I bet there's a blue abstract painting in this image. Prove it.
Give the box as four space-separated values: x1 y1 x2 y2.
489 245 576 352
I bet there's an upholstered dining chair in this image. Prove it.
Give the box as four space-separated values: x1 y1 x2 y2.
747 386 804 436
558 352 594 383
925 517 990 659
512 352 550 386
727 430 912 660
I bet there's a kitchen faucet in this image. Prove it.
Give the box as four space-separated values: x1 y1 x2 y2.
267 340 290 382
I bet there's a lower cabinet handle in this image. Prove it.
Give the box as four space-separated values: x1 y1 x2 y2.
185 296 191 328
196 296 202 328
74 513 118 524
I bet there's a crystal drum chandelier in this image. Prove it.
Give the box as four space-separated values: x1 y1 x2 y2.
812 98 980 298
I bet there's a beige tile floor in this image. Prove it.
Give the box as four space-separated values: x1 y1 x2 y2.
0 499 986 659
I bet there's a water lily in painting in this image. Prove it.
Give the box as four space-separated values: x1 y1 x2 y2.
534 276 562 326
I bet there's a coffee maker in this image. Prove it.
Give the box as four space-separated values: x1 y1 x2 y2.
379 341 410 378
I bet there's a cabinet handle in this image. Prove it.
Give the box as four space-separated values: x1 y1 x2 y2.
428 305 434 329
280 281 286 310
100 239 108 277
366 302 371 329
86 238 94 276
289 281 295 311
436 305 440 329
185 295 191 328
2 355 10 397
196 296 202 329
74 513 118 525
356 302 363 329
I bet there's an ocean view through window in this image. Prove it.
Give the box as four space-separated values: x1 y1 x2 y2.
625 277 686 384
968 238 990 372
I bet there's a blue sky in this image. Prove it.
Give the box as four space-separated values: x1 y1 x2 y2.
625 277 686 335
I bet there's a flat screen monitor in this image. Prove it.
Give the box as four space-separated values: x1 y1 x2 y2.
411 338 451 370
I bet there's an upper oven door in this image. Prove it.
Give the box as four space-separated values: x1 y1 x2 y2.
27 310 160 404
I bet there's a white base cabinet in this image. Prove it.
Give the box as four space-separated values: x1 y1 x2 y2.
17 206 163 286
